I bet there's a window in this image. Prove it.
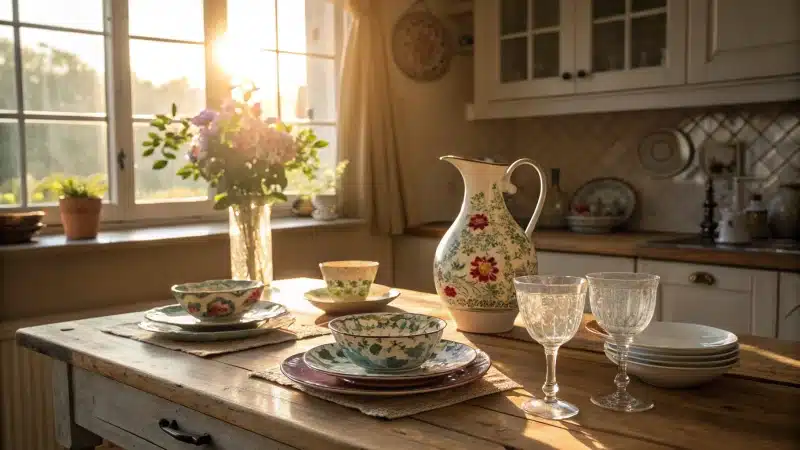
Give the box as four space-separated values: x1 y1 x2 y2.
0 0 344 224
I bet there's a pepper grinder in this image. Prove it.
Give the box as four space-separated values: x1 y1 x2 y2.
700 178 717 240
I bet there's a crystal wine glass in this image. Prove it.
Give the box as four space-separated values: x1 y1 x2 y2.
587 272 659 412
514 275 588 420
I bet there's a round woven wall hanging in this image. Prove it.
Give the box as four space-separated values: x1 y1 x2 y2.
392 2 453 82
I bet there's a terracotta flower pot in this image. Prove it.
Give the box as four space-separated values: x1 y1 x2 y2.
59 197 102 240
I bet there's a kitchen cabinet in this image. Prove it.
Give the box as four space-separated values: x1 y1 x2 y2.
476 0 686 101
639 259 779 338
537 250 635 312
470 0 800 119
687 0 800 84
778 272 800 341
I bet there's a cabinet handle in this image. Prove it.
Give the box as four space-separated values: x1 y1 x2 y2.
561 72 572 80
577 70 589 78
158 419 211 446
689 272 716 286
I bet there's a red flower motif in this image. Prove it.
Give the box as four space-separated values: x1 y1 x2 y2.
470 256 499 282
244 288 263 305
208 301 232 317
187 303 201 313
444 286 457 297
468 214 489 230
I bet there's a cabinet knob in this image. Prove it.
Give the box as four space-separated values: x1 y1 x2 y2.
689 272 716 286
577 70 589 78
561 72 572 80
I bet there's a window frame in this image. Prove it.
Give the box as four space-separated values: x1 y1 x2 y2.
0 0 345 226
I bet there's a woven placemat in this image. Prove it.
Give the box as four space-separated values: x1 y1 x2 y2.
250 364 521 419
102 322 330 357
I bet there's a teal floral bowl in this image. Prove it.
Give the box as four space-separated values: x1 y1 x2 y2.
171 279 264 321
328 313 447 371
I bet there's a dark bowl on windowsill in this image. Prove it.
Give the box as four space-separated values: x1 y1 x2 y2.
0 210 46 228
0 222 46 245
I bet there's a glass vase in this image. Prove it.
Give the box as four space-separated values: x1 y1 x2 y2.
228 201 273 298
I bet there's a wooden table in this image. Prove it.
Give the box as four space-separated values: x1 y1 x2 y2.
16 278 800 450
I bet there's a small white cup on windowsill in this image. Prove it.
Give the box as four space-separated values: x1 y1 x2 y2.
312 194 338 221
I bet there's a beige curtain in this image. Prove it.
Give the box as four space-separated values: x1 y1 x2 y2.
338 0 406 235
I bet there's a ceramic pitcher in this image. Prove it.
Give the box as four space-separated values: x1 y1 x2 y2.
433 156 547 333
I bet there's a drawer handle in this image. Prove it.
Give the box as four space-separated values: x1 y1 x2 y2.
158 419 211 446
689 272 716 286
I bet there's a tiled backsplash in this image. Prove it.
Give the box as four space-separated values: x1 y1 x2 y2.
507 102 799 233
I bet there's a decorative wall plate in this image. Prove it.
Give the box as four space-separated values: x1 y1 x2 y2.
281 350 491 396
637 129 694 179
144 301 288 330
303 340 477 381
392 2 453 82
570 178 637 225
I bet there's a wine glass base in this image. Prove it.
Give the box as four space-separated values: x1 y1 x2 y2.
522 398 579 420
591 392 653 412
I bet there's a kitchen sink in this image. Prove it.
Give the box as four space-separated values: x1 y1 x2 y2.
644 236 800 255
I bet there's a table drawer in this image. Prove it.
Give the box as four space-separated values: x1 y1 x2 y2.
73 368 294 450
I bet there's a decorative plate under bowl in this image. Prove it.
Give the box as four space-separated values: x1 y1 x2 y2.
570 177 637 225
304 284 401 314
137 315 295 342
303 340 477 381
144 301 289 331
281 350 491 396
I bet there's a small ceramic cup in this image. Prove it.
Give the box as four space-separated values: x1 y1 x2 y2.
319 261 379 302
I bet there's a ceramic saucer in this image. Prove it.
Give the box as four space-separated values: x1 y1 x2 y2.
304 284 401 314
137 315 295 342
144 301 289 331
303 340 477 382
281 350 491 396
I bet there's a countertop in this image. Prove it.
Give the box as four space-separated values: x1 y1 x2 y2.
406 222 800 272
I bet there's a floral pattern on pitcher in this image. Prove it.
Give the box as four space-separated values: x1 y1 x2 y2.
434 183 538 310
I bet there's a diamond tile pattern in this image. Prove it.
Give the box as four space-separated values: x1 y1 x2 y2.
508 101 799 233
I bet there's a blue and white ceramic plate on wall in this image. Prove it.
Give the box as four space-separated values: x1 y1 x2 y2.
137 315 295 342
144 301 289 330
303 340 477 381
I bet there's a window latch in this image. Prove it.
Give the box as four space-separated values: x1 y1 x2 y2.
117 149 127 171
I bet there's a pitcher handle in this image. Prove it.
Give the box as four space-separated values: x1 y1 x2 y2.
504 158 548 239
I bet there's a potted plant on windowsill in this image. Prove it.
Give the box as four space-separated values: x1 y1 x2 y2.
49 175 107 240
289 160 349 220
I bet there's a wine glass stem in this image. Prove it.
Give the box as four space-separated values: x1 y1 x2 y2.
614 337 633 398
542 346 559 403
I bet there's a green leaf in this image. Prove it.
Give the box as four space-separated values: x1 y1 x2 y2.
152 160 168 170
163 152 176 160
213 192 231 210
142 148 155 157
171 103 177 117
312 140 329 148
148 132 159 140
368 343 382 355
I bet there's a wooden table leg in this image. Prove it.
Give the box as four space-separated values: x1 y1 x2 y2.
52 360 104 450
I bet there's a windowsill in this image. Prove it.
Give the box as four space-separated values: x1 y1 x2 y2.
0 217 365 256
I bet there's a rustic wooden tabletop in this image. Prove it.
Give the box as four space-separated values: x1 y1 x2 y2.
17 278 800 450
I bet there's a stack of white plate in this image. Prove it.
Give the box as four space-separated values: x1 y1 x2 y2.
603 322 739 388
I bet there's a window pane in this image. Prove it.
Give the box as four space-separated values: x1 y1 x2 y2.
240 50 279 118
501 0 528 35
0 120 21 206
0 26 17 111
310 125 337 170
279 54 335 122
133 123 207 202
592 21 625 72
0 0 11 21
20 29 106 113
631 14 666 69
25 120 108 203
130 40 205 117
500 37 527 83
129 0 204 42
593 0 625 19
277 0 335 56
632 0 666 12
533 32 559 78
19 0 103 31
228 0 277 50
533 0 559 29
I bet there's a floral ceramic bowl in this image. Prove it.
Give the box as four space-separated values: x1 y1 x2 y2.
327 313 446 371
319 261 379 302
171 279 264 321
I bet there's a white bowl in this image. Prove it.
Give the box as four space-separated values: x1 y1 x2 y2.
606 343 740 363
605 349 737 388
609 322 739 355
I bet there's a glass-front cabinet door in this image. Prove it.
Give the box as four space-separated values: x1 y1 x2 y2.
478 0 576 100
573 0 687 93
